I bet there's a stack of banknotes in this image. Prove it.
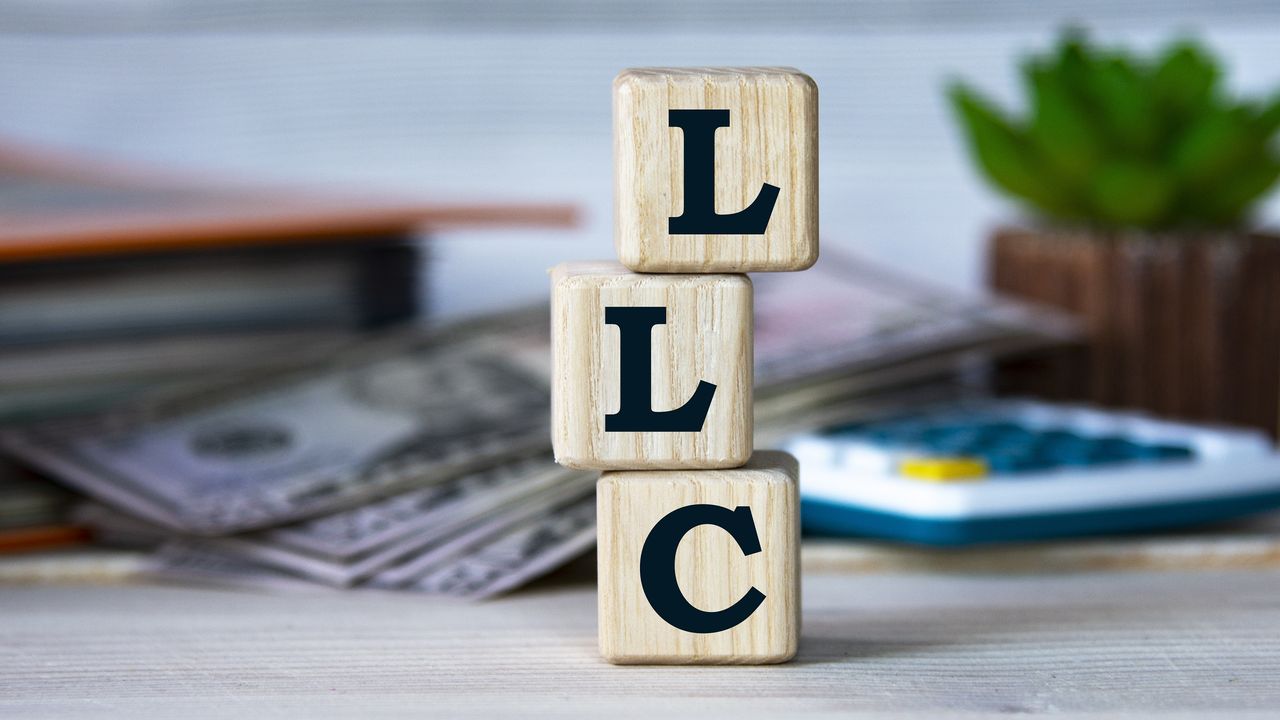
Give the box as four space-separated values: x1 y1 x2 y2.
0 255 1077 599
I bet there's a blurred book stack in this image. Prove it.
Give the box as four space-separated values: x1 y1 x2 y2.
0 460 86 553
0 141 574 422
0 251 1081 597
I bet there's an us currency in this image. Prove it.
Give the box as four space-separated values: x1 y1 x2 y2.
7 255 1079 599
0 311 553 535
253 453 569 560
71 502 171 548
197 458 591 586
366 472 595 589
403 490 596 600
0 329 355 424
752 253 1076 391
147 541 332 593
148 480 597 600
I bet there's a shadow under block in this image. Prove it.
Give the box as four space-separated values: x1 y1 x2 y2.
614 66 819 274
551 261 753 470
597 450 800 665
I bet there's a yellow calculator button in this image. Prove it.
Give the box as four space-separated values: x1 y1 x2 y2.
899 457 988 482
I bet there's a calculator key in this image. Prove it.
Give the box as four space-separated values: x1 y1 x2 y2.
925 435 983 455
865 425 923 446
1052 446 1103 466
899 457 988 482
982 449 1050 474
1040 429 1085 447
1138 443 1195 461
981 421 1028 437
1093 436 1143 461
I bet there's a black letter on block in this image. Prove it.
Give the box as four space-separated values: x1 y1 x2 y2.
668 109 779 235
604 306 716 432
639 504 767 633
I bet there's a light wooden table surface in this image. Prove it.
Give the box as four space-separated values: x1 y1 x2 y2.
3 549 1279 719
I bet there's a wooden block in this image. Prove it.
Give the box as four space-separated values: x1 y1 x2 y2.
597 450 800 665
551 261 752 470
614 66 819 274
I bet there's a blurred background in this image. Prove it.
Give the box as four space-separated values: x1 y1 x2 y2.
2 1 1275 314
2 0 1280 596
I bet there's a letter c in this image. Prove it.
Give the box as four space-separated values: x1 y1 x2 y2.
638 504 767 634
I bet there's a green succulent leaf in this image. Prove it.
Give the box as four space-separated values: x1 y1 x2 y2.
1151 41 1219 121
1024 59 1100 188
1088 161 1175 227
1054 30 1096 104
1198 158 1280 226
1256 94 1280 137
1090 55 1159 154
948 28 1280 231
949 83 1076 218
1171 107 1259 190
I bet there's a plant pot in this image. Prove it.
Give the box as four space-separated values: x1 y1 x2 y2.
988 227 1280 439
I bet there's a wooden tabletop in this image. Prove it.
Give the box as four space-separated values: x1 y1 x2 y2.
2 550 1278 718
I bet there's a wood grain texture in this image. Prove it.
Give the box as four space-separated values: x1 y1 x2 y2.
989 228 1280 439
597 450 799 664
614 67 819 273
4 565 1280 718
551 261 752 470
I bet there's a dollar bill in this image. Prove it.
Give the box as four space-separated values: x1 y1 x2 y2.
404 491 596 600
752 252 1077 392
367 473 595 589
147 541 329 593
148 482 597 600
254 454 569 560
71 502 171 548
0 312 553 535
197 459 591 586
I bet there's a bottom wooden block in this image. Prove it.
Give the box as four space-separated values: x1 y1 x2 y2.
597 450 799 665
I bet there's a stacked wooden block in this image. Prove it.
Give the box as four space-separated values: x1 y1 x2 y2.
551 67 818 665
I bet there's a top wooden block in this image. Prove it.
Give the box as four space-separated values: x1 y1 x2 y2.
614 67 818 274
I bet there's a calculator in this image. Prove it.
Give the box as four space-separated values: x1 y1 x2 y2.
787 399 1280 545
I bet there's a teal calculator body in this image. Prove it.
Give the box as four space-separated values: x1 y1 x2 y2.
788 400 1280 545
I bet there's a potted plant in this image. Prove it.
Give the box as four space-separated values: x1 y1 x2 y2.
949 30 1280 437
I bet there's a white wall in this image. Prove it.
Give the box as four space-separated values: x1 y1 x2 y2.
1 1 1276 317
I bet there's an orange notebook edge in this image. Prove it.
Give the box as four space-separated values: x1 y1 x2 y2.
0 140 579 263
